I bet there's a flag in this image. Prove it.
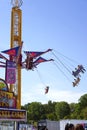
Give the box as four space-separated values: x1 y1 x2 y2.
1 46 20 56
24 48 52 58
5 60 16 84
34 57 54 66
24 51 45 58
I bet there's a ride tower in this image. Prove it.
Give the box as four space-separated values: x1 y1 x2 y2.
10 0 23 109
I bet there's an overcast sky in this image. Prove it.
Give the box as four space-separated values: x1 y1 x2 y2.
0 0 87 105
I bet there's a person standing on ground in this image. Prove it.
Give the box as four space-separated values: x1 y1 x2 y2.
65 123 74 130
75 124 84 130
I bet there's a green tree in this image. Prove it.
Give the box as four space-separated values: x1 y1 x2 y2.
55 101 70 120
78 94 87 109
27 102 45 122
69 103 76 113
21 94 87 121
42 101 57 120
80 107 87 119
70 103 81 119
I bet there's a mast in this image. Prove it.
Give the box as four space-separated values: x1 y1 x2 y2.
10 0 23 109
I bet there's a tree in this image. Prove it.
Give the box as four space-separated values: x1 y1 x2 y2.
55 101 70 120
80 107 87 119
21 94 87 121
27 102 45 122
69 103 76 113
70 103 81 119
42 101 57 120
78 94 87 109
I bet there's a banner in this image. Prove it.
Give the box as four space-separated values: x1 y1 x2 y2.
5 60 16 84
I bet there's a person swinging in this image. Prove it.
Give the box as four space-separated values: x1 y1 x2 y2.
72 77 80 87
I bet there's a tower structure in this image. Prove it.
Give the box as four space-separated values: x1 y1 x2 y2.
10 0 23 109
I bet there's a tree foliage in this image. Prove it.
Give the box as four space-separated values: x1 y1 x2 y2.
55 101 70 120
79 94 87 109
22 93 87 123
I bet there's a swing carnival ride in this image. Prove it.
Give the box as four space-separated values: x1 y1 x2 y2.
49 50 86 87
0 0 86 110
0 0 54 109
0 47 86 96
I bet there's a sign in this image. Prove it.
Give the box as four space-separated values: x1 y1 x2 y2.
0 90 16 108
0 78 17 109
0 108 27 121
0 78 8 91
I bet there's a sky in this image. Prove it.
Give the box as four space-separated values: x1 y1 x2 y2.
0 0 87 105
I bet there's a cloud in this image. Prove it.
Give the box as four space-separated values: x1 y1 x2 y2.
47 89 83 103
21 84 85 105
